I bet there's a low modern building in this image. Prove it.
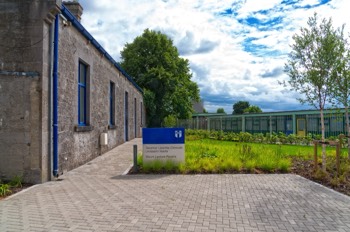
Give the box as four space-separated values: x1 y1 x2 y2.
178 109 348 138
0 0 144 183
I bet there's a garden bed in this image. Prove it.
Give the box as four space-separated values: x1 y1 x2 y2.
132 137 350 196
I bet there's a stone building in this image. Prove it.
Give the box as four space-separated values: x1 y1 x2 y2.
0 0 144 183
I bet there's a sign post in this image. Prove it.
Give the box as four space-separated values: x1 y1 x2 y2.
142 128 185 164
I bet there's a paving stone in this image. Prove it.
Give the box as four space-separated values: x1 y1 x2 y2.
1 138 350 231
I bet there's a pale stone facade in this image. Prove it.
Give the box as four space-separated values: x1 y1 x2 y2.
0 0 144 183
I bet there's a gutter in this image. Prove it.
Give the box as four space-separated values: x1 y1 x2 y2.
52 14 59 177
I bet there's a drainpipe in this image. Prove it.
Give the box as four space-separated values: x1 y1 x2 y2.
53 14 59 177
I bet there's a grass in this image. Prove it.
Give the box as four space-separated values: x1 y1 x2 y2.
137 139 320 174
0 175 23 198
136 136 349 177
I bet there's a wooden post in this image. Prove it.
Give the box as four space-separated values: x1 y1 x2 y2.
313 140 318 172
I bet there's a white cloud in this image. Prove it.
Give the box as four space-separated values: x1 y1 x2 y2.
76 0 350 113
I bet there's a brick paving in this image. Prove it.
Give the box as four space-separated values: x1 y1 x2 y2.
1 138 350 232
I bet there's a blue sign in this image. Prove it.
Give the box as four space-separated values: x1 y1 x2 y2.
143 128 185 144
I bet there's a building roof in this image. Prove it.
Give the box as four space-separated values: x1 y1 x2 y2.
60 4 143 94
195 108 347 118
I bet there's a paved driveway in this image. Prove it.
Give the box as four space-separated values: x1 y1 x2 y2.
1 139 350 232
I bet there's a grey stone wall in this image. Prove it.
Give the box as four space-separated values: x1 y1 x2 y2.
0 0 144 182
0 0 61 183
55 7 144 175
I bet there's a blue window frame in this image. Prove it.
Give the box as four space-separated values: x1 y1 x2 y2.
78 62 87 125
140 102 143 126
109 82 115 125
134 98 137 137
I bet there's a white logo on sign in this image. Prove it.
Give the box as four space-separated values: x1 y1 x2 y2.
175 130 182 138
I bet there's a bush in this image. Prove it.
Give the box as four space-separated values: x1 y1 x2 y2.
163 115 177 127
0 184 11 197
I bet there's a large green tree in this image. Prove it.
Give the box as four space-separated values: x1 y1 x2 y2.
284 13 344 170
120 29 199 127
233 101 250 114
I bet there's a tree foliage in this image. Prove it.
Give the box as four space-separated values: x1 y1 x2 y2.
244 105 262 113
233 101 250 114
284 13 345 169
216 108 226 114
120 29 200 127
330 32 350 159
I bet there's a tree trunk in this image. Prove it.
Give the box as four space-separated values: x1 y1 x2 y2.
320 108 326 171
346 106 350 160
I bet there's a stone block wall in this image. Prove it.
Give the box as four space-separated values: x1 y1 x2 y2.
0 0 144 182
55 6 144 174
0 0 61 183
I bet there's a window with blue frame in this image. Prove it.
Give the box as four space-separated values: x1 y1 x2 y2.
78 61 88 125
109 82 115 125
140 102 143 126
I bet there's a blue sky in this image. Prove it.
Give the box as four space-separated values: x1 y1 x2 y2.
76 0 349 113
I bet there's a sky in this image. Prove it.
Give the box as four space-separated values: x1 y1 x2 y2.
76 0 350 113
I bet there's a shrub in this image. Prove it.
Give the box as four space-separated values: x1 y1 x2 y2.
0 184 11 197
9 175 22 188
238 132 253 142
163 115 177 127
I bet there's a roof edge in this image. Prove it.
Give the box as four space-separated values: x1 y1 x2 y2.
60 4 143 94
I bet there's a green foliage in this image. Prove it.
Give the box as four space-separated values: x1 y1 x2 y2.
238 132 253 143
163 115 177 127
283 13 346 170
0 175 23 197
120 29 200 127
257 156 276 172
186 129 338 146
284 13 344 110
216 108 226 114
233 101 249 114
238 144 255 162
9 175 22 188
0 184 11 197
137 154 143 166
139 158 179 174
278 159 291 173
243 105 262 113
142 160 163 173
245 160 256 173
139 130 349 177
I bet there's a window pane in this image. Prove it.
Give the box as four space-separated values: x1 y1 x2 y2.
110 82 115 125
298 120 305 131
79 86 86 123
79 63 86 85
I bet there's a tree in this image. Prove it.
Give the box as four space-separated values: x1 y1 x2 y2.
233 101 250 114
330 33 350 159
120 29 200 127
216 108 226 114
284 13 344 170
243 105 262 113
